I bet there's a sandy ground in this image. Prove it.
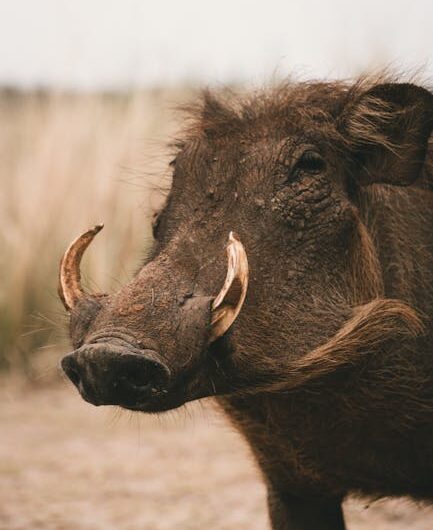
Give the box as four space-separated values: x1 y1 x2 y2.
1 382 433 530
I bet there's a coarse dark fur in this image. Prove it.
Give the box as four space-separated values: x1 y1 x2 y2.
61 75 433 529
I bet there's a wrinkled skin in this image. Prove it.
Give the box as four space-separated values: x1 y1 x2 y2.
61 79 433 529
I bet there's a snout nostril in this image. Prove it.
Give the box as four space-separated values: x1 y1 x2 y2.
121 368 151 390
67 366 81 388
61 354 82 389
117 355 169 396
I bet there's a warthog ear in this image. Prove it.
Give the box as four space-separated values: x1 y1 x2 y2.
343 83 433 186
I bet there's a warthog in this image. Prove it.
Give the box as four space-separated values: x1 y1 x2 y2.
59 77 433 529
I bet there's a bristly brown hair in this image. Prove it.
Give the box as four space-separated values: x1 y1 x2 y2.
246 298 425 396
347 211 384 305
176 73 433 180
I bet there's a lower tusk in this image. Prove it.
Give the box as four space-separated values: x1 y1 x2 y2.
209 232 249 342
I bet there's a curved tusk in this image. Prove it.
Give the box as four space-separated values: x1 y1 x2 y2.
209 231 249 342
58 223 104 311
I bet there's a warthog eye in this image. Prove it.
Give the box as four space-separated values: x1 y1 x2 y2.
292 150 326 177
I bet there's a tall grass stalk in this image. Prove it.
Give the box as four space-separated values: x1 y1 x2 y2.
0 88 190 376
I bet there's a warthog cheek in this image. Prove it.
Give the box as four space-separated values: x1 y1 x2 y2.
178 295 214 352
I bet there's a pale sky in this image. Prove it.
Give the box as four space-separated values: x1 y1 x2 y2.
0 0 432 89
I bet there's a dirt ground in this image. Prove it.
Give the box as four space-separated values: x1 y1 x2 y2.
1 381 433 530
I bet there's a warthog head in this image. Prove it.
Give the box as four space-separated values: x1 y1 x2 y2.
59 80 433 412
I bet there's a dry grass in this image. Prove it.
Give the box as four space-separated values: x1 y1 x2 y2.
0 88 193 375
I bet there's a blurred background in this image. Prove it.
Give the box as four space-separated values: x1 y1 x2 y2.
1 1 433 529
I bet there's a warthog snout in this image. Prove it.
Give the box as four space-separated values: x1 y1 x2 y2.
61 343 170 408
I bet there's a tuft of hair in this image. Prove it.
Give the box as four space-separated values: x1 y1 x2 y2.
346 210 384 305
269 298 425 393
176 71 432 154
